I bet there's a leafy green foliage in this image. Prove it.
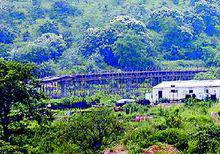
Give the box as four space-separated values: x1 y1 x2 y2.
123 103 149 114
122 100 220 153
66 109 124 152
0 0 219 75
0 0 220 153
0 25 16 44
19 108 123 153
114 33 156 70
0 72 219 153
0 59 52 143
12 33 67 64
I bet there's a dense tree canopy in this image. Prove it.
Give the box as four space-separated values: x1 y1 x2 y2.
0 1 220 153
0 59 52 143
0 0 219 76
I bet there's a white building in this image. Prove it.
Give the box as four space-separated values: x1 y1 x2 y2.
151 80 220 102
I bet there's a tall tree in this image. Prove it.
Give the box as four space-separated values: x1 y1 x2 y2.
65 108 123 153
114 33 156 70
0 59 52 142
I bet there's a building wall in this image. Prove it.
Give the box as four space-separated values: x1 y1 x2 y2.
152 86 220 102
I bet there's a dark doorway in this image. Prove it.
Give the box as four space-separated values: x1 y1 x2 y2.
158 91 163 99
185 94 191 99
211 94 217 101
192 94 196 99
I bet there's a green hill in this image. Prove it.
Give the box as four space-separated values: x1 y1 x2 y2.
0 0 219 77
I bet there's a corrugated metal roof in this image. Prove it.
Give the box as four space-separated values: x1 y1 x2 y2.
154 80 220 89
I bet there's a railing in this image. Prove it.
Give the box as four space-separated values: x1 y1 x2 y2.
40 69 207 84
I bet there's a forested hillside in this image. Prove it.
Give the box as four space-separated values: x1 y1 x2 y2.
0 0 219 77
1 1 220 153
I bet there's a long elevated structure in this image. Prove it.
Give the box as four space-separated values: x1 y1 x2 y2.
39 69 207 98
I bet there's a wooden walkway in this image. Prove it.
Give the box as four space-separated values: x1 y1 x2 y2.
40 69 206 83
39 69 207 98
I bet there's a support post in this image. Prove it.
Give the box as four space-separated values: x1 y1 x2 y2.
60 81 68 97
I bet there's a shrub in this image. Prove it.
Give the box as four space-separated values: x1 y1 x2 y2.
149 128 188 151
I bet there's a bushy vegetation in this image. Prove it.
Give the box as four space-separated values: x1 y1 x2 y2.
122 101 220 153
0 0 219 77
1 61 220 153
1 0 220 153
3 97 220 153
0 59 53 152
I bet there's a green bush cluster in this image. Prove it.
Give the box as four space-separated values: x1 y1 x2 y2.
0 0 219 76
1 97 220 153
122 100 220 153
